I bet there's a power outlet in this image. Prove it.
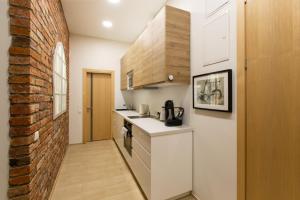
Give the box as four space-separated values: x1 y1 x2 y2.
34 131 39 141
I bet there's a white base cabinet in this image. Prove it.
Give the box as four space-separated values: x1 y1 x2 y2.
150 132 193 200
112 112 192 200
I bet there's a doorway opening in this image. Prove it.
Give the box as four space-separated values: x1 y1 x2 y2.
82 69 115 143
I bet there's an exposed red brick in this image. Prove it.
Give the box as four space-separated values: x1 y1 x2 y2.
10 26 30 36
8 184 30 198
10 122 40 137
9 65 30 75
10 84 41 94
8 75 31 84
9 47 30 56
9 7 30 18
9 0 31 8
9 56 30 65
10 145 32 157
12 37 30 48
9 65 43 78
10 104 39 115
8 0 69 199
9 114 38 126
10 156 31 167
11 135 35 146
10 94 51 104
33 78 46 87
10 165 31 177
10 193 30 200
29 48 41 61
10 17 30 28
9 175 30 186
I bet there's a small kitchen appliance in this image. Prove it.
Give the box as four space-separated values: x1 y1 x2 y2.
164 100 184 126
159 107 165 121
139 104 149 115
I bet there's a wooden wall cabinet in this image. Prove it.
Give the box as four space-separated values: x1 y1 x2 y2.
120 6 190 90
120 56 127 90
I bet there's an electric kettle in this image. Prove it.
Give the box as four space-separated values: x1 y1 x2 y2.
164 100 184 126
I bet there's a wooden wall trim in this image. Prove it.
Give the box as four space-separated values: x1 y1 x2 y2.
82 68 115 143
237 0 246 200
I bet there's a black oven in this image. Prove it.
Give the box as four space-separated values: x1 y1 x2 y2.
123 119 132 156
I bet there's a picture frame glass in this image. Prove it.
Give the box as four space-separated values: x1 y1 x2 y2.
193 70 231 112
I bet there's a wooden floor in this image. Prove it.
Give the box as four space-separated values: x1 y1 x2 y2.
50 140 196 200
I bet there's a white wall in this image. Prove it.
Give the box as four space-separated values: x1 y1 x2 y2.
69 35 130 144
0 0 10 199
133 1 238 199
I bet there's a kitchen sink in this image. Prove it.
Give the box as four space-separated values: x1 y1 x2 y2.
116 109 135 111
127 115 154 119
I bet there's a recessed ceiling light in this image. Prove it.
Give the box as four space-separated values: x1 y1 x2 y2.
102 20 113 28
108 0 120 4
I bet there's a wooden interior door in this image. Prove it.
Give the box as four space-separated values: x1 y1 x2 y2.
246 0 300 199
86 73 92 141
92 73 112 141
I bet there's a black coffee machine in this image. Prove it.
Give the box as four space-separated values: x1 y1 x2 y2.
164 100 184 127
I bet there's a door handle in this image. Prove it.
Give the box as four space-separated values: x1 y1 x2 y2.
86 107 92 111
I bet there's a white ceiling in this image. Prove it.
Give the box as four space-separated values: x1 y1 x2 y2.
61 0 167 43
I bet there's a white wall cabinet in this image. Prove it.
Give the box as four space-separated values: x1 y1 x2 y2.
203 10 229 66
205 0 228 16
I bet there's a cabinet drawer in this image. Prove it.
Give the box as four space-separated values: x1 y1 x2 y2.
112 112 124 141
131 150 151 199
132 138 151 169
132 126 151 153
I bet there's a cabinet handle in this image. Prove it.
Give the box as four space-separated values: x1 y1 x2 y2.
168 75 174 81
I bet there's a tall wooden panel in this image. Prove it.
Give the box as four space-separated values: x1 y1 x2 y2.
246 0 300 199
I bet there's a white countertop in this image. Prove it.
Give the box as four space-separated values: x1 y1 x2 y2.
114 110 193 137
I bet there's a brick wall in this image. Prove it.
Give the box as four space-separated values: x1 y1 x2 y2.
8 0 69 199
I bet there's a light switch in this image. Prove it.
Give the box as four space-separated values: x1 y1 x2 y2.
34 131 39 141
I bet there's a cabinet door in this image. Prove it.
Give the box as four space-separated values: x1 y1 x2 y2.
140 23 154 86
112 112 124 146
120 56 127 90
133 37 143 88
203 11 229 66
112 112 117 140
128 44 138 73
120 6 190 88
165 6 190 83
131 151 151 199
152 7 166 84
132 125 151 153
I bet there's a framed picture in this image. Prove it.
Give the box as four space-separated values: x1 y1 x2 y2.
193 69 232 112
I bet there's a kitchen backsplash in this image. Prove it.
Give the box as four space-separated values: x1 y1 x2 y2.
130 85 190 115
